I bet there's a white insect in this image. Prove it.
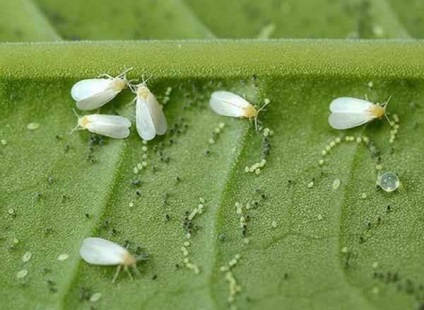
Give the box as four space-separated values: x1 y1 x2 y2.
71 111 131 139
80 237 139 283
131 83 167 141
328 97 390 130
71 68 132 111
209 91 268 130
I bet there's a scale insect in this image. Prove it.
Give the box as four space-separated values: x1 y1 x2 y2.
71 68 133 111
209 91 268 130
71 110 131 139
328 96 391 130
80 237 140 283
130 82 167 141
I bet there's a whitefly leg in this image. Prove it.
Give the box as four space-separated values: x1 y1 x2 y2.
112 265 122 283
124 266 134 281
132 265 141 277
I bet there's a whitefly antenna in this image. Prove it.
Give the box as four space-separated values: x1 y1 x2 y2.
117 67 134 79
254 100 270 131
69 109 82 135
383 95 392 108
131 250 149 277
257 100 269 113
141 74 153 85
129 74 153 93
128 83 138 93
382 95 392 125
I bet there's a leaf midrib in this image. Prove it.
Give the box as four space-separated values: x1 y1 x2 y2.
1 41 423 81
58 139 130 307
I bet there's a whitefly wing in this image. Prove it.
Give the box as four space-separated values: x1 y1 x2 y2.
329 97 372 113
87 114 131 127
209 91 250 117
329 97 375 129
328 112 373 130
80 237 128 266
76 88 120 111
85 114 131 139
146 93 167 135
71 79 112 101
136 97 156 141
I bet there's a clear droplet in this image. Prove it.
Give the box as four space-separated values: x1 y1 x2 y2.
377 172 400 192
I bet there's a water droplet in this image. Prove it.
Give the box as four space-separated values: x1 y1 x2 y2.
377 172 400 192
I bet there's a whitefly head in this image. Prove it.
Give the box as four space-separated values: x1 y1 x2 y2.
110 77 128 92
135 84 151 100
370 96 391 124
106 68 132 92
113 67 133 88
77 115 90 128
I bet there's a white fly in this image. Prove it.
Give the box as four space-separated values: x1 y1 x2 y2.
328 97 390 130
209 91 268 130
80 237 139 283
131 83 167 141
71 110 131 139
71 68 132 111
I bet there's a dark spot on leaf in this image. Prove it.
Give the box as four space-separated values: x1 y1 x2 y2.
79 287 92 302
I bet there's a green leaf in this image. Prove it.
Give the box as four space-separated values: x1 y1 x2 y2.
0 0 60 41
35 0 214 40
1 40 424 310
1 1 424 310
